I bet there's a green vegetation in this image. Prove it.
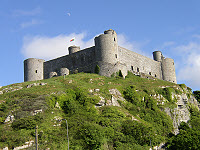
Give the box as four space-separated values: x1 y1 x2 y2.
95 65 100 74
0 72 198 149
166 105 200 150
193 90 200 103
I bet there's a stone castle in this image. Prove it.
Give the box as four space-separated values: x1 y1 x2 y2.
24 29 177 83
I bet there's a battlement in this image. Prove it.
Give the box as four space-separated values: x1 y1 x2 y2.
24 29 177 83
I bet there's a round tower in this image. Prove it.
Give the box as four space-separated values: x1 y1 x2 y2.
68 46 80 54
162 58 177 83
24 58 45 82
94 29 118 64
153 51 162 62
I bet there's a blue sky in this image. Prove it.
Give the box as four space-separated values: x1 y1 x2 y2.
1 0 200 91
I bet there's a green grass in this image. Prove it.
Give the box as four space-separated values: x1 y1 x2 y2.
0 72 193 149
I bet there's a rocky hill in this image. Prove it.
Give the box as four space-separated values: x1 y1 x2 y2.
0 72 199 150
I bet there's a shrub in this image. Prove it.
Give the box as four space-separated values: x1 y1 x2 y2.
11 115 43 130
157 87 175 102
193 91 200 103
78 122 105 149
123 85 141 105
95 65 100 74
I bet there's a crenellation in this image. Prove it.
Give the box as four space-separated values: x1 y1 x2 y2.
24 29 177 83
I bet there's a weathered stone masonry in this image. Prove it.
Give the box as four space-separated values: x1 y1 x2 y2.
24 29 177 83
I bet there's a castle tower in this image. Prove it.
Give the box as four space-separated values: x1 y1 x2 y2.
94 29 119 76
95 29 118 64
162 58 177 83
24 58 45 82
68 46 80 54
153 51 163 62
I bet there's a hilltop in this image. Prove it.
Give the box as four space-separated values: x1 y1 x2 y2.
0 72 200 150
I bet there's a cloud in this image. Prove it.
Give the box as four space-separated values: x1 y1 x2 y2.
20 19 42 28
21 32 94 60
172 42 200 89
12 7 41 17
21 32 147 61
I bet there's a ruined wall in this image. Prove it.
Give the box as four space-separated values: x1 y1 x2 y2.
44 46 95 79
118 46 162 79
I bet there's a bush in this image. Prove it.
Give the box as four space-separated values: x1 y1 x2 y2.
158 87 175 102
95 65 100 74
11 115 43 130
123 85 141 105
193 91 200 103
122 120 157 146
78 122 105 149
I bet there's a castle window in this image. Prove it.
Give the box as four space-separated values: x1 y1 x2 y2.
155 74 157 77
114 38 115 41
131 66 133 70
137 67 139 72
35 70 37 73
149 72 151 75
115 54 117 58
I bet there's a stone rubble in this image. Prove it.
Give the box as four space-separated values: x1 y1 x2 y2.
31 109 43 116
95 88 125 108
27 82 47 88
4 115 15 123
0 86 23 94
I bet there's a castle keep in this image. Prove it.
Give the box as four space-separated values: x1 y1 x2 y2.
24 29 177 83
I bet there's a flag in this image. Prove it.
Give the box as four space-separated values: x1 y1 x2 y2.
70 38 75 42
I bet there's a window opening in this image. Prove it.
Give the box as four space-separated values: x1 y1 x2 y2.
131 66 133 71
114 38 115 41
137 67 139 72
149 72 151 75
115 54 117 58
35 70 37 73
155 74 157 77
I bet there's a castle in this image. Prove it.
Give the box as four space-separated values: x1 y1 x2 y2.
24 29 177 83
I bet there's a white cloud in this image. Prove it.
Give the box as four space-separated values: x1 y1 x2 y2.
12 7 41 16
20 19 42 28
172 42 200 89
21 32 94 60
21 32 148 61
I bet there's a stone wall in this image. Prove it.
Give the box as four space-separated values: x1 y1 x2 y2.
44 46 95 79
118 46 162 80
24 29 177 83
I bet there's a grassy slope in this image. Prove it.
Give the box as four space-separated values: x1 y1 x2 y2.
0 72 189 149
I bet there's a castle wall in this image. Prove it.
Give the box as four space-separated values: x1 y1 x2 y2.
43 46 95 79
24 29 177 84
118 46 162 79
